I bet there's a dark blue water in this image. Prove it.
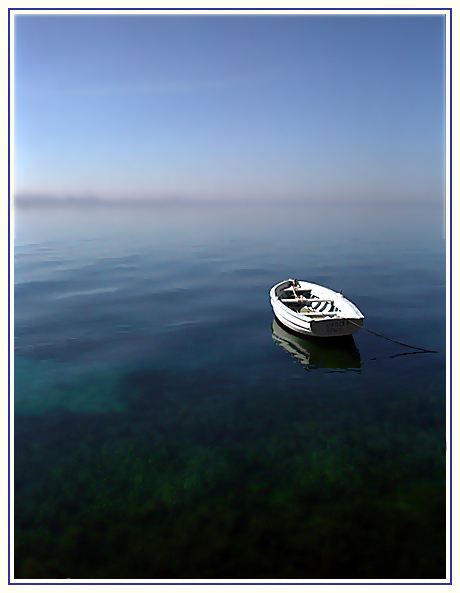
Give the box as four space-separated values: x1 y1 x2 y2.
14 201 446 580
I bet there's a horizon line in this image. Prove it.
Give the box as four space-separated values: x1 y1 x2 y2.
13 194 443 208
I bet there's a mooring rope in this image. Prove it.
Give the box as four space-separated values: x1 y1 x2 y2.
286 280 438 354
347 319 438 354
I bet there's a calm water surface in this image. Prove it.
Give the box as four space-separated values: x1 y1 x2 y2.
14 202 446 579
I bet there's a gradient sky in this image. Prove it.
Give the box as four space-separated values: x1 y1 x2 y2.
13 13 446 203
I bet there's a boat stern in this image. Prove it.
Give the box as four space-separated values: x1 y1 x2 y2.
310 317 363 337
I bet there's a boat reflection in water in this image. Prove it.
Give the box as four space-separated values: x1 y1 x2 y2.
272 318 361 372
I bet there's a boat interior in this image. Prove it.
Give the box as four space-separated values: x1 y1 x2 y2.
278 285 339 316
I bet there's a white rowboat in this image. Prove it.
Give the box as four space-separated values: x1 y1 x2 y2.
270 279 364 338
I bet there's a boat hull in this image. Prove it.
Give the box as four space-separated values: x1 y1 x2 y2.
270 280 364 338
272 307 362 337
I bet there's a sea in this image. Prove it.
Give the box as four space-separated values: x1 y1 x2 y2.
13 200 447 580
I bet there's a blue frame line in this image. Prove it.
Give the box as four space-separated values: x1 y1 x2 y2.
8 582 452 587
8 7 11 587
449 6 453 586
8 6 452 586
6 582 454 586
6 7 454 10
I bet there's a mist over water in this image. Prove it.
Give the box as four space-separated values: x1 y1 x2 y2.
14 200 446 579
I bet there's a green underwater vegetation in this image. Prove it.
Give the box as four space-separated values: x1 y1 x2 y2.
15 364 446 579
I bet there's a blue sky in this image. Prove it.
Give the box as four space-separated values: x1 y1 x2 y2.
13 13 446 203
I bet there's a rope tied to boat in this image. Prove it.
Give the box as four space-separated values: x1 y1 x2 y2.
346 319 438 353
286 279 437 354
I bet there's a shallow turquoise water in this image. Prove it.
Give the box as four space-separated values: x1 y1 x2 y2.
14 201 446 579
